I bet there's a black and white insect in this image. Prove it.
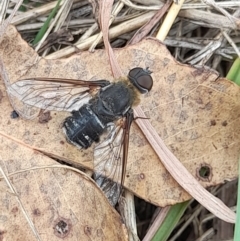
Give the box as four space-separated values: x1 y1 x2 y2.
7 67 153 206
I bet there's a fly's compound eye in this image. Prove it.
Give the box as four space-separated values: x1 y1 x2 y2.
128 67 153 94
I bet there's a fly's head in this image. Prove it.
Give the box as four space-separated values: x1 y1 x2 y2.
128 67 153 94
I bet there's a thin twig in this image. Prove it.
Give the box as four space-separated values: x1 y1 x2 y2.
0 166 42 241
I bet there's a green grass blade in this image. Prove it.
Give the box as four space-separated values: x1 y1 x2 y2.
151 201 189 241
223 57 240 240
226 58 240 86
233 158 240 241
32 0 62 45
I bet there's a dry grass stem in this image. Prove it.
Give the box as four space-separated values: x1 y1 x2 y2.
222 30 240 58
120 192 139 241
0 166 42 241
54 0 74 30
178 9 239 29
185 40 222 65
0 164 93 182
89 1 124 51
11 1 62 25
46 11 155 59
202 0 239 27
195 228 216 241
142 206 171 241
0 0 23 35
119 0 163 10
156 0 185 41
35 0 71 52
0 0 10 22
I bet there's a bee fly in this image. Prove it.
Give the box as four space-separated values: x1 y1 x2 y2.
8 67 153 206
63 68 153 149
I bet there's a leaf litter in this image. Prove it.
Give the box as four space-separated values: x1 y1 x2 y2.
0 0 240 240
0 133 127 241
0 25 239 210
98 0 237 224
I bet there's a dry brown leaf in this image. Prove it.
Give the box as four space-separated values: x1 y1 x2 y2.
100 2 235 223
0 134 128 240
96 1 234 223
0 25 240 208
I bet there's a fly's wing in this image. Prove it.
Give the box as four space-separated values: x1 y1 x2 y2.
93 110 133 206
7 77 110 119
